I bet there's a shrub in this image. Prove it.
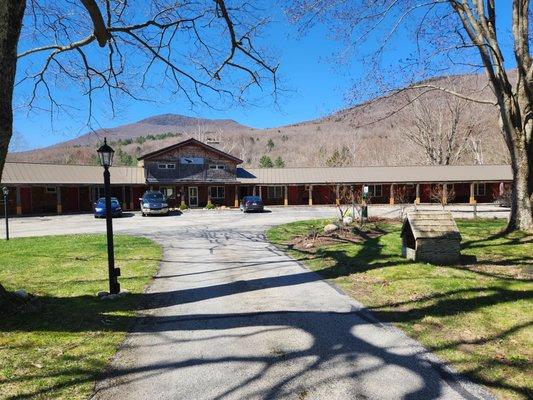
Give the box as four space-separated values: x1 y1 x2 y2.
179 203 189 210
206 202 216 210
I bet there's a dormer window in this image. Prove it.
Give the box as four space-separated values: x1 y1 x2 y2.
158 163 175 169
209 164 226 170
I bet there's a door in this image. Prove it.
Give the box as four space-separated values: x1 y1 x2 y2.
188 186 198 207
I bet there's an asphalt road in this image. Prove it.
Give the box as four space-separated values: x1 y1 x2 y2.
4 207 498 399
4 203 508 239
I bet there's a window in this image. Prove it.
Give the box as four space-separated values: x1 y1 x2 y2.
158 163 175 169
209 164 226 170
161 187 175 199
209 186 225 199
268 186 283 199
367 184 382 197
474 183 486 196
46 186 57 194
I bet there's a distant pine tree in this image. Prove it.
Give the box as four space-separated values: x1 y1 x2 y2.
259 155 274 168
274 156 285 168
267 138 275 152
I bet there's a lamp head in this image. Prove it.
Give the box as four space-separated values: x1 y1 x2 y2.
97 137 115 167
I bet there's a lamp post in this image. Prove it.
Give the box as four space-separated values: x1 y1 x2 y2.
2 186 9 240
97 138 121 294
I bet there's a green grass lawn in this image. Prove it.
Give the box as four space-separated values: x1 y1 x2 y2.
0 234 161 400
267 219 532 400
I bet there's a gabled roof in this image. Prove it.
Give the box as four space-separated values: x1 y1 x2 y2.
401 211 461 241
138 138 243 164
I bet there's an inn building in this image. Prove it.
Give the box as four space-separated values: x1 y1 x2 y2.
0 138 512 216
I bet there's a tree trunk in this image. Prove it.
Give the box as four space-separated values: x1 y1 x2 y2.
508 137 533 232
0 1 26 303
0 0 26 181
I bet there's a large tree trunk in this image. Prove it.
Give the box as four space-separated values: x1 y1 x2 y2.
507 132 533 232
0 1 26 299
0 0 25 179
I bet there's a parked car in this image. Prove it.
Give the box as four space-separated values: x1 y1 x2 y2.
240 196 264 213
94 197 122 218
140 191 170 216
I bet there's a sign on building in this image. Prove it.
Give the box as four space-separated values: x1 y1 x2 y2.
180 157 204 165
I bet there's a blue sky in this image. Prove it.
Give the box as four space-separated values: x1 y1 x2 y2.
12 2 515 151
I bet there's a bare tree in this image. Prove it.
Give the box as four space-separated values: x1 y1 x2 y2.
402 94 471 165
430 184 456 209
0 1 277 301
290 1 533 231
469 136 484 165
393 185 411 219
0 0 277 180
345 130 362 165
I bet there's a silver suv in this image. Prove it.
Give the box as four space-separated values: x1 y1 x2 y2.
140 191 170 216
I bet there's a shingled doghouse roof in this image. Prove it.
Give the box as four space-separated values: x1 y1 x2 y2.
401 211 462 240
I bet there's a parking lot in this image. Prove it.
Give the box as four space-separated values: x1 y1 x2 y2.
3 203 509 239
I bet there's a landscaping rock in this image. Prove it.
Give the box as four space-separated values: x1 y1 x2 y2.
304 243 314 249
324 224 339 234
342 216 353 225
100 291 129 300
14 290 29 299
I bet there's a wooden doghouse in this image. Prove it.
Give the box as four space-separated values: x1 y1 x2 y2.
401 211 462 264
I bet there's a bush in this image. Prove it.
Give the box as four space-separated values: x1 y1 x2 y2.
205 202 216 210
179 203 189 210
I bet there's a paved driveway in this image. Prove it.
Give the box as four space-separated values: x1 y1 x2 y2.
6 208 494 399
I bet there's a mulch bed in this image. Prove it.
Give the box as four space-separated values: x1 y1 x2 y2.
289 225 385 253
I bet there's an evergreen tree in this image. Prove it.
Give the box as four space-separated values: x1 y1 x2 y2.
259 155 274 168
274 156 285 168
267 138 275 152
326 145 351 167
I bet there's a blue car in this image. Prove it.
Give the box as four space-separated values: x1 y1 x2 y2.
94 197 123 218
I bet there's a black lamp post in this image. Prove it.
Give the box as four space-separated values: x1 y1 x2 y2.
2 186 9 240
97 138 120 294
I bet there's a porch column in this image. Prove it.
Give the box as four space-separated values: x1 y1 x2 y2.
129 187 134 210
415 184 420 204
308 185 313 206
469 182 476 204
122 186 127 210
16 187 21 215
335 184 340 206
442 183 448 205
234 185 239 208
389 184 395 205
258 185 262 199
284 185 288 207
207 186 212 205
181 185 186 207
56 186 62 214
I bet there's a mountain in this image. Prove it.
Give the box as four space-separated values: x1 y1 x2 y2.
8 74 507 167
38 114 252 149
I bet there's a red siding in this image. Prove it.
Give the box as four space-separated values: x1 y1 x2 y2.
20 187 32 214
62 186 79 213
